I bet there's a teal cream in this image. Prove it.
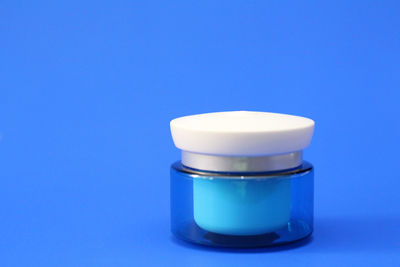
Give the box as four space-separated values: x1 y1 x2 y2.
193 176 290 235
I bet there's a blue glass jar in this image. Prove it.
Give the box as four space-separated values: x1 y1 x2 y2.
171 161 314 248
170 111 315 248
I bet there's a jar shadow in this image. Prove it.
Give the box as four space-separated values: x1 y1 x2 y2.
170 234 313 253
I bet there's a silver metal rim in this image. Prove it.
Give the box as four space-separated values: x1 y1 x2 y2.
182 151 303 173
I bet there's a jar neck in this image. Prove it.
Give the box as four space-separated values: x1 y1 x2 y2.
181 151 303 173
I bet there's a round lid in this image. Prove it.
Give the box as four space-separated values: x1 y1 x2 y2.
170 111 314 156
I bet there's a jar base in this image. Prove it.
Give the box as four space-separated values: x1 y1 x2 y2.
172 219 312 248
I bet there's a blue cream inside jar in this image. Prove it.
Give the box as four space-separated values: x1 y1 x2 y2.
193 175 291 235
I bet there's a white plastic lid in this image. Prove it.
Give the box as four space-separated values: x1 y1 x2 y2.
170 111 315 157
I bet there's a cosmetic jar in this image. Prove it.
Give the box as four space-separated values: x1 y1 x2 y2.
170 111 315 248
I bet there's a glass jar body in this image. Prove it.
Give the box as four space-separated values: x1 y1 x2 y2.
170 161 314 248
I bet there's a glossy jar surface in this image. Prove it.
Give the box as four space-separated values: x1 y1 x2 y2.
170 161 314 248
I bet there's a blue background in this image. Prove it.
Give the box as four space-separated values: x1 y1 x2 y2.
1 1 399 266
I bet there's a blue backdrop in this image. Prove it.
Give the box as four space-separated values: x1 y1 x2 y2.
1 1 399 266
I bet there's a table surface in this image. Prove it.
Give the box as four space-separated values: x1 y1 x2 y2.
1 1 399 266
